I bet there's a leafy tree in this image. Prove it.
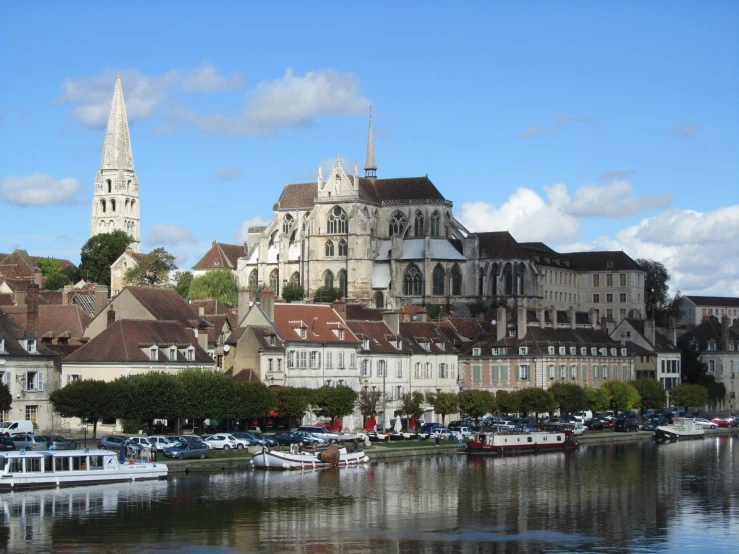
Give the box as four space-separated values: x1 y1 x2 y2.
281 282 304 303
518 387 556 417
496 389 520 414
0 384 12 413
274 387 314 425
63 264 82 284
428 392 458 424
37 258 62 276
400 391 425 422
43 271 72 290
313 286 342 303
49 380 112 438
124 247 177 287
702 375 727 410
458 390 496 419
174 271 193 299
584 386 611 412
188 269 239 307
357 388 383 418
680 343 708 384
636 258 670 318
548 383 589 415
79 230 133 287
312 385 358 427
110 373 183 431
232 381 276 420
668 384 708 411
631 378 667 413
602 381 641 414
176 369 235 421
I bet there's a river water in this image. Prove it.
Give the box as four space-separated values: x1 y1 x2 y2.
1 437 738 553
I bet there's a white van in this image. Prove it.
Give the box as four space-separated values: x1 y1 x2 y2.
0 420 34 437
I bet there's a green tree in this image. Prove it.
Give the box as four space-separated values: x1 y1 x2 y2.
313 286 342 303
584 386 610 412
548 382 589 415
124 247 177 287
63 264 82 284
79 230 133 287
428 392 458 424
702 375 727 411
110 373 183 431
636 258 670 319
37 258 62 276
0 383 12 413
274 387 314 426
174 271 193 299
176 369 234 421
232 381 276 420
496 389 520 414
49 380 112 438
631 378 667 413
680 343 708 384
281 282 304 303
188 269 239 307
43 271 72 290
400 391 425 422
357 388 383 418
312 385 358 426
602 381 641 414
668 384 708 412
458 390 496 419
518 387 556 417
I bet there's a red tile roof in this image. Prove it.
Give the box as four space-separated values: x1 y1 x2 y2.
3 305 91 344
272 303 360 344
192 242 247 270
345 320 402 353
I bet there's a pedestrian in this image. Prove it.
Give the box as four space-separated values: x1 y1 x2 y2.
49 438 56 451
457 433 463 448
434 431 440 447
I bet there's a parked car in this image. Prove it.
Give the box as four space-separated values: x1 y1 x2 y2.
585 419 604 431
0 420 34 437
710 418 731 428
420 423 445 434
250 432 278 447
694 418 717 429
456 426 474 438
572 423 587 436
128 437 155 450
204 434 249 450
724 416 739 428
12 434 37 450
97 435 130 450
163 441 210 459
294 431 327 445
272 432 318 446
601 419 616 430
614 419 639 432
34 435 77 450
0 437 16 451
297 426 342 443
232 432 262 445
147 436 174 452
511 424 537 434
642 419 659 431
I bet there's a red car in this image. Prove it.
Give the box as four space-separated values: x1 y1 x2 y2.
602 419 616 430
711 418 731 428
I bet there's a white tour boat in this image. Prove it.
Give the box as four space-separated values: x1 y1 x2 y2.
252 445 369 470
653 417 705 441
0 448 168 489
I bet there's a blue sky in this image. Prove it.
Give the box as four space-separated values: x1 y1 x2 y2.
1 1 737 295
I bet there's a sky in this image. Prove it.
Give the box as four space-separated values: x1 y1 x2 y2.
0 1 737 296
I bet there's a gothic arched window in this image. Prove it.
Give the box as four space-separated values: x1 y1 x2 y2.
432 264 445 296
325 240 334 257
125 199 130 214
110 199 116 212
327 206 347 234
109 220 115 231
491 263 499 296
389 211 406 236
414 210 424 236
100 199 106 213
518 262 526 296
503 263 513 295
248 269 258 290
338 239 347 257
451 264 462 296
282 214 294 235
337 269 347 296
430 211 441 237
404 264 423 296
269 269 279 293
375 291 384 309
290 272 300 285
131 200 136 214
479 267 484 296
324 270 334 289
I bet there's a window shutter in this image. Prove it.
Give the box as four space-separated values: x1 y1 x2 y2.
22 372 28 391
37 372 44 392
516 366 520 380
317 352 321 368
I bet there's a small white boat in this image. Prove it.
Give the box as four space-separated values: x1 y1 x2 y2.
0 449 168 490
252 445 369 470
467 424 578 455
654 417 705 441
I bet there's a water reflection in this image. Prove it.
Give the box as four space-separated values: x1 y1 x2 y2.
0 438 737 553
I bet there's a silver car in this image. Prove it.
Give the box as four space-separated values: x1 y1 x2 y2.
12 433 36 450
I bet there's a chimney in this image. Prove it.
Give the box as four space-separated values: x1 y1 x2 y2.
517 307 527 340
568 308 576 330
26 283 39 336
600 316 608 334
62 284 72 305
722 316 730 350
312 315 318 335
497 307 507 341
196 329 208 352
94 285 109 316
261 289 275 321
238 288 252 326
537 307 546 328
644 319 656 346
33 267 42 286
670 328 677 347
588 310 597 329
382 311 400 335
243 241 248 255
549 307 557 329
332 298 346 315
107 306 116 328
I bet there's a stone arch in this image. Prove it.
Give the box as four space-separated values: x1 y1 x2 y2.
131 200 136 215
282 214 294 234
403 264 423 296
109 219 115 231
327 206 347 234
503 263 513 295
517 262 526 296
110 199 116 212
490 263 500 297
338 239 347 256
100 199 107 213
125 198 130 214
432 263 445 296
269 268 279 293
323 269 334 289
389 211 406 237
451 264 462 296
289 272 300 285
99 220 106 232
479 267 484 296
248 269 258 289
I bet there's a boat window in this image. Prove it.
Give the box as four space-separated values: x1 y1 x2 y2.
55 457 70 471
527 437 532 443
89 455 105 470
44 456 53 472
557 436 561 441
9 458 23 473
71 456 87 471
25 457 41 472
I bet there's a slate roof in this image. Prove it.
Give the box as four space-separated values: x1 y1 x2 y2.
398 321 456 354
461 326 620 355
225 327 247 345
346 320 402 353
684 296 739 308
271 303 360 345
64 320 212 363
249 325 285 352
476 232 526 259
345 304 384 321
439 317 491 341
3 305 91 344
192 242 247 270
677 318 739 350
560 251 643 272
0 307 57 357
123 287 200 327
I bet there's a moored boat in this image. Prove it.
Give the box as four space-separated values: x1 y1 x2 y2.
467 425 578 455
252 445 369 470
0 449 168 490
653 417 705 441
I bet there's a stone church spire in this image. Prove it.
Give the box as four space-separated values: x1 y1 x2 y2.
90 74 141 252
364 108 377 179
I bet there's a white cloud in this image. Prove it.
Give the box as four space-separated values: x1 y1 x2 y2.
567 181 672 217
182 63 243 92
212 166 241 181
634 206 739 245
235 216 270 244
0 173 83 206
145 223 197 245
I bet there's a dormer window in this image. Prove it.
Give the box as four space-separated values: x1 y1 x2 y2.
438 342 445 352
270 335 276 346
339 329 344 340
472 347 481 356
149 346 158 361
620 348 627 356
559 347 566 355
610 348 617 356
421 342 431 352
186 347 195 361
548 346 555 355
492 347 506 355
363 339 370 350
519 347 528 355
0 339 5 353
26 339 36 353
690 340 698 351
707 341 717 352
581 347 587 356
570 347 576 355
300 328 306 339
169 347 177 360
599 348 607 356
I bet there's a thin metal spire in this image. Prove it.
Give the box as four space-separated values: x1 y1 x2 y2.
364 107 376 178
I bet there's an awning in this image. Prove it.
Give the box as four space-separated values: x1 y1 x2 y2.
372 264 391 289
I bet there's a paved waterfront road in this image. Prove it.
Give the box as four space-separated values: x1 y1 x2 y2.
2 437 738 553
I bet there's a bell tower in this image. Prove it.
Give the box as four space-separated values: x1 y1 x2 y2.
90 74 141 251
